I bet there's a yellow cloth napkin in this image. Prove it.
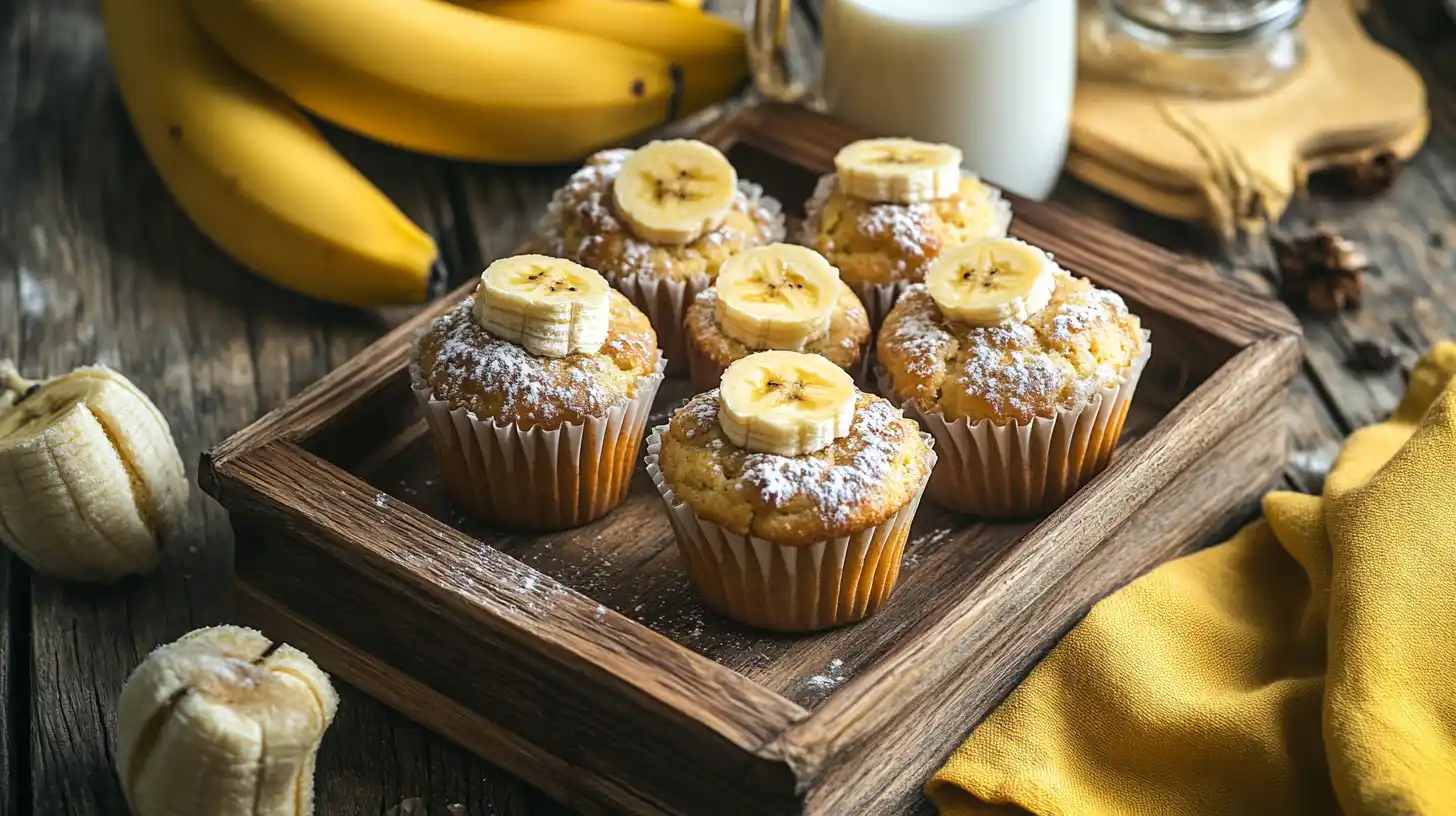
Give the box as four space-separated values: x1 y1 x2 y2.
928 343 1456 816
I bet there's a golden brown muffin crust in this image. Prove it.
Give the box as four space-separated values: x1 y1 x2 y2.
683 282 871 373
803 173 1012 288
877 275 1145 425
658 391 931 546
415 288 659 431
541 149 785 285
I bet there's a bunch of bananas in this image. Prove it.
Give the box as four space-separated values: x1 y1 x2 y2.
100 0 747 308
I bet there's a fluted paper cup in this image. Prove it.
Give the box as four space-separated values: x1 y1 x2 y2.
877 332 1151 517
645 427 936 632
412 357 665 532
613 272 710 378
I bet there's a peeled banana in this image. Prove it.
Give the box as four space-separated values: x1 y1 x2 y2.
117 625 339 816
926 237 1057 327
460 0 748 113
474 255 612 357
835 138 964 204
613 140 739 244
719 350 856 457
100 0 439 308
0 362 187 583
715 244 840 351
184 0 683 163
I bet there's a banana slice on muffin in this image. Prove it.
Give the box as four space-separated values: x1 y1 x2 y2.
612 139 739 245
835 137 963 204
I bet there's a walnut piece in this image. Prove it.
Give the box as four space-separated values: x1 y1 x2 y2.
1272 230 1368 315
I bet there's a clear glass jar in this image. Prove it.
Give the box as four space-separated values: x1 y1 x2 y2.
1080 0 1308 97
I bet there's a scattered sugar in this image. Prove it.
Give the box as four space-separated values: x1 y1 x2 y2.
829 658 843 670
595 604 607 620
373 493 389 508
520 574 539 593
886 286 954 377
804 675 839 691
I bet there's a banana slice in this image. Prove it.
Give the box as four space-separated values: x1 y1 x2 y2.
715 244 840 351
0 362 187 583
719 350 856 457
473 254 612 358
612 139 738 244
926 237 1057 328
117 625 339 816
834 137 963 204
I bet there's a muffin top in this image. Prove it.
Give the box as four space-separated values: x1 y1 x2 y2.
803 173 1012 288
685 282 871 371
878 274 1144 425
415 287 659 431
657 391 931 545
541 148 785 285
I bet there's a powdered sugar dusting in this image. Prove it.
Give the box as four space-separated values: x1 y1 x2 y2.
539 148 784 282
887 284 954 377
681 395 913 524
419 301 630 423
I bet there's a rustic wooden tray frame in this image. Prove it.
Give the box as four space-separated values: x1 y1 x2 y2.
200 104 1303 815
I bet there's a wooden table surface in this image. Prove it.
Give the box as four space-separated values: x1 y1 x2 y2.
1 0 1452 813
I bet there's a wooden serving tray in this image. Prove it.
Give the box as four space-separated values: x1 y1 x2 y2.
200 104 1302 815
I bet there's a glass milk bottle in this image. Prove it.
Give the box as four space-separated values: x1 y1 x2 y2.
750 0 1078 200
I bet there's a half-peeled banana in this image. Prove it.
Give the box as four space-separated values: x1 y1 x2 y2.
719 350 856 457
926 237 1056 328
834 137 962 204
715 243 840 351
117 625 339 816
0 362 187 583
612 139 738 244
474 254 612 358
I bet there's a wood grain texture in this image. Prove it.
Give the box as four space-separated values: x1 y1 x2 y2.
201 104 1301 814
4 0 1455 811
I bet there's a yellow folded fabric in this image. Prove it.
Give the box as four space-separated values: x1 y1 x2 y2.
928 343 1456 815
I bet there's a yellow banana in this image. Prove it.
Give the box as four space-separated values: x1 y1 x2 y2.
464 0 747 113
185 0 683 163
101 0 437 308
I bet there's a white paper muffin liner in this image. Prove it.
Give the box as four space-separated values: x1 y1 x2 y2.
876 331 1152 517
800 171 1014 334
644 427 937 632
411 354 666 532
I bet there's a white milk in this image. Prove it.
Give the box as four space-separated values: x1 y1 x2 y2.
821 0 1077 200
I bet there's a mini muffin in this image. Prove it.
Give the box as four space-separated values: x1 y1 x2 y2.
683 243 872 392
802 138 1012 331
413 255 664 531
645 350 935 631
540 140 785 374
878 237 1150 517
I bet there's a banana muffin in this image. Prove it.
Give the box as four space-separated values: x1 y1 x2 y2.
414 255 664 531
683 243 871 392
540 140 784 374
645 350 934 631
877 237 1149 517
802 137 1012 331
